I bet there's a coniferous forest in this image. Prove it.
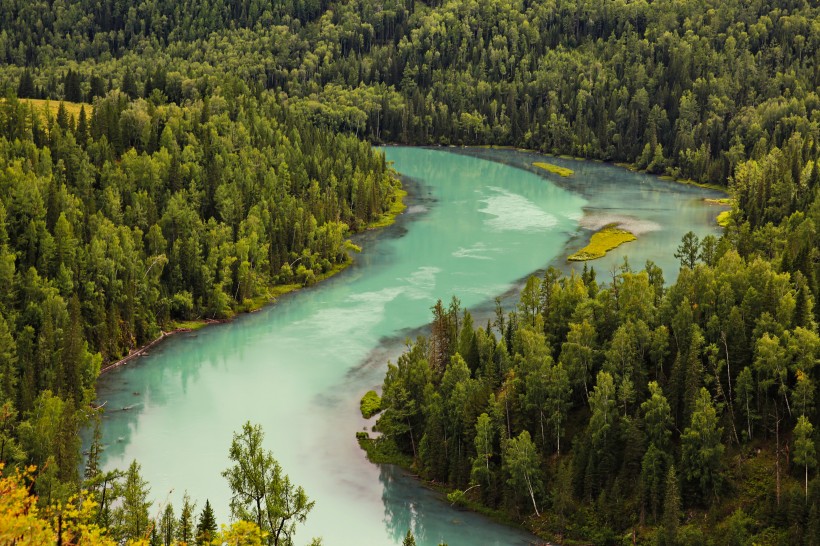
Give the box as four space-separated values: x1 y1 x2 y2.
1 0 820 544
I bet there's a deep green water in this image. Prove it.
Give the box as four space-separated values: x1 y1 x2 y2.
94 147 726 545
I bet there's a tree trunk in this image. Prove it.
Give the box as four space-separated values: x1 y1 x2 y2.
407 417 417 459
525 474 540 517
557 421 561 455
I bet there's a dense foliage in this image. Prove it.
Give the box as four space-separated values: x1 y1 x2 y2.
374 237 820 542
3 0 820 186
2 0 820 543
0 89 397 491
0 0 400 531
1 424 298 545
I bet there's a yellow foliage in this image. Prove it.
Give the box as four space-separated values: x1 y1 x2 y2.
716 210 731 227
0 465 55 545
568 224 637 261
213 521 267 546
532 161 574 177
0 463 118 546
22 98 91 121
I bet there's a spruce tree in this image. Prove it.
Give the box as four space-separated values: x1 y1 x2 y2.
660 466 680 546
402 529 416 546
176 493 196 544
17 69 34 98
196 499 217 545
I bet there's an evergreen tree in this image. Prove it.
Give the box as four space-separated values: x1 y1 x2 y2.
196 500 217 545
113 460 152 542
176 493 196 544
17 69 34 98
660 466 680 546
159 503 176 546
402 530 416 546
681 388 724 502
674 232 699 270
122 71 138 99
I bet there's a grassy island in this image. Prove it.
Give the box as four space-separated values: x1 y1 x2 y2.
568 224 637 261
360 390 382 419
532 161 574 177
716 210 732 227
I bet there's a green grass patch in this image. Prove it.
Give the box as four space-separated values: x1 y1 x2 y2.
22 98 91 120
532 161 574 177
705 197 733 205
615 162 639 172
568 224 637 261
675 178 728 193
168 320 209 331
360 390 382 419
478 144 518 150
716 210 731 227
356 434 413 466
367 187 407 230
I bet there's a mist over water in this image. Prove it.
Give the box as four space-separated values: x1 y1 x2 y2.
94 147 725 545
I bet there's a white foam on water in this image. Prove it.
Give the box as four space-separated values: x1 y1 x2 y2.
580 213 662 235
452 242 501 260
290 286 405 352
400 266 442 300
479 186 558 232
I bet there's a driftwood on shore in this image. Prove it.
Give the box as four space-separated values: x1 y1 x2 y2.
98 320 222 375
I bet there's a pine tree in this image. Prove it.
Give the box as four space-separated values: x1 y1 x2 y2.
122 71 138 99
77 105 89 144
660 466 680 546
402 529 416 546
17 69 34 98
176 493 196 544
159 503 176 546
64 69 82 102
196 500 217 545
674 231 699 269
681 388 724 501
114 460 152 542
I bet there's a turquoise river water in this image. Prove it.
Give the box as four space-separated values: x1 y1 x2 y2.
94 147 727 545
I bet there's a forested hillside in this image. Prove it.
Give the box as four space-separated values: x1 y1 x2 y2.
1 0 820 544
3 0 820 186
0 93 397 539
0 1 402 540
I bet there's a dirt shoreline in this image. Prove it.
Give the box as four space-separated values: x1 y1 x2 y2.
99 320 226 374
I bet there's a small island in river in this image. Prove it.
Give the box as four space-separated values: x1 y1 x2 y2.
568 223 637 261
532 161 574 177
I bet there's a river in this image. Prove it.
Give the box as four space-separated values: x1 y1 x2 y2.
93 147 727 545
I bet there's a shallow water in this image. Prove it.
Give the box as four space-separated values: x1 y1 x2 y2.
94 147 725 545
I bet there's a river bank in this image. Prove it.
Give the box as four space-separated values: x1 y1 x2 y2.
475 144 730 195
94 147 725 545
99 183 407 375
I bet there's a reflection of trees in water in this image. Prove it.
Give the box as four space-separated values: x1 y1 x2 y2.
91 327 229 464
379 464 541 546
380 465 426 545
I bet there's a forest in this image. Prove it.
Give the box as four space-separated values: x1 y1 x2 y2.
0 0 819 544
